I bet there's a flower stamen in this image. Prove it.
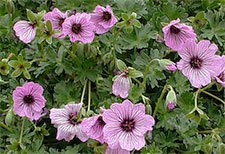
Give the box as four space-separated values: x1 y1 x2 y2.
23 94 34 104
97 116 106 126
190 57 202 69
58 18 65 27
218 73 225 82
121 119 135 132
170 25 181 34
68 113 78 125
72 23 82 34
102 11 111 21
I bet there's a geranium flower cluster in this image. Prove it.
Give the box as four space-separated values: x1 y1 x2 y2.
11 3 225 154
12 6 155 154
163 18 225 88
12 81 155 153
13 5 117 44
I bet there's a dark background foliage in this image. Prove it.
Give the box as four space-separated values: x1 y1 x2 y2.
1 0 225 153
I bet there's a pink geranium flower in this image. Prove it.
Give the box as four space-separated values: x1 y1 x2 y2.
44 8 68 38
105 146 130 154
12 82 46 121
81 114 106 143
112 73 130 99
62 13 95 43
91 5 117 34
13 20 36 43
162 18 197 51
215 56 225 87
49 103 88 142
177 39 222 88
102 100 155 151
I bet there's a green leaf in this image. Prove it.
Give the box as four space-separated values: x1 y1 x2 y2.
24 62 31 68
119 24 154 50
130 12 137 19
5 108 13 126
186 111 201 124
36 10 46 22
6 0 15 14
0 60 10 75
133 19 142 28
121 13 129 21
54 81 80 104
23 69 31 79
17 55 23 63
0 76 8 85
26 9 36 22
196 108 209 120
128 84 143 103
125 25 133 33
128 67 143 78
8 60 19 68
116 59 127 71
216 143 225 154
46 20 52 32
116 21 126 28
11 68 22 78
46 36 52 44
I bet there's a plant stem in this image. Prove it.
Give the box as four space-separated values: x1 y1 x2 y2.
153 84 168 118
194 89 200 109
134 46 137 55
201 90 225 105
132 78 142 86
199 128 225 134
31 121 37 130
87 80 91 112
80 80 87 103
141 59 159 88
19 118 25 144
0 122 12 132
7 53 14 61
113 27 123 39
58 40 74 58
111 27 123 61
200 81 215 92
30 58 42 63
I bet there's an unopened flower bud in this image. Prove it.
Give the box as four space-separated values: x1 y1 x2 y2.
167 102 175 110
159 59 177 72
166 86 177 111
146 131 152 143
99 107 106 114
155 34 164 43
166 64 177 72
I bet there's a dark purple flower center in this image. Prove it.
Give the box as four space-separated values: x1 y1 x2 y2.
218 73 225 82
72 24 82 34
68 113 78 125
23 95 34 104
170 25 180 34
58 18 65 27
102 11 112 21
190 57 202 69
97 116 106 126
121 119 135 132
30 23 36 29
